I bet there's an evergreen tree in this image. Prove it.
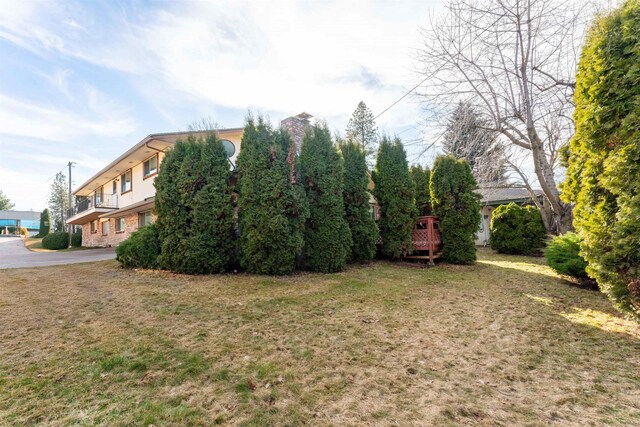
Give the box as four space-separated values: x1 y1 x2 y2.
236 116 307 275
48 172 69 232
300 125 352 272
430 155 481 264
562 0 640 320
37 208 50 237
340 140 378 263
442 103 507 184
410 165 432 216
0 189 14 210
346 101 379 169
155 134 234 274
372 136 417 258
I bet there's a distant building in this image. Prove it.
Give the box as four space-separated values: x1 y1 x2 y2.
0 210 41 235
475 187 544 245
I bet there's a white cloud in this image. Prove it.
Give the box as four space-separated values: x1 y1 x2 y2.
135 1 437 127
0 94 137 141
0 0 443 132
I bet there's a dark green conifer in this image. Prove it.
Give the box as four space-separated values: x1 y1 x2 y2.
340 140 377 263
37 208 50 237
236 116 307 275
410 165 432 216
430 155 480 264
300 125 352 272
154 134 234 274
372 136 417 259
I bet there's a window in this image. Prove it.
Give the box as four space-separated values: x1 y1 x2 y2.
112 181 117 194
115 217 125 233
138 211 152 228
120 170 132 193
101 221 110 235
94 187 103 205
143 155 158 178
90 220 97 233
221 139 235 157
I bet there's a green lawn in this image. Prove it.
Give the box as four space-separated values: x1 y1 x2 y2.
0 249 638 426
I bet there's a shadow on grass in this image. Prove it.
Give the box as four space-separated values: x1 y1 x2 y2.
476 249 639 341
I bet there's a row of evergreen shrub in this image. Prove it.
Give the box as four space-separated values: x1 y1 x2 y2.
116 118 488 272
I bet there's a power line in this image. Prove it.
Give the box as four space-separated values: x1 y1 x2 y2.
374 75 430 120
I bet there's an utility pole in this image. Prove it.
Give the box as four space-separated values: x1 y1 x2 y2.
67 161 75 247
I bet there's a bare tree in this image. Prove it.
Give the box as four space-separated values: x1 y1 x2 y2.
187 116 220 133
417 0 592 233
442 102 508 184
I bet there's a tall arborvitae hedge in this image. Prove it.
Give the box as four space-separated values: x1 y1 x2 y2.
236 116 307 275
562 0 640 320
340 140 377 263
154 134 234 274
430 155 481 264
300 125 352 272
410 165 432 216
372 136 417 258
37 208 50 237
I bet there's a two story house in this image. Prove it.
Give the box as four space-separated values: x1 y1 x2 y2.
67 113 312 247
66 128 242 247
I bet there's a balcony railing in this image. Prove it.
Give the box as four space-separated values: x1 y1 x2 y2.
67 194 118 219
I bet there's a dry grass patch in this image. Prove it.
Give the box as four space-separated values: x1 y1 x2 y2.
0 249 638 426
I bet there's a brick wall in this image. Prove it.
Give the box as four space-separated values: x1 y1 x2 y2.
81 212 146 247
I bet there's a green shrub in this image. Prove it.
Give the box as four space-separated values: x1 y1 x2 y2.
236 116 308 275
300 125 352 272
71 231 82 247
372 136 417 259
42 231 69 250
545 232 589 280
155 134 235 274
116 224 161 269
430 155 481 264
562 0 640 320
490 203 546 255
36 208 50 237
410 164 432 216
340 140 377 263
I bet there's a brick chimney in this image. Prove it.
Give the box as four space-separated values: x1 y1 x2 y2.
280 112 312 153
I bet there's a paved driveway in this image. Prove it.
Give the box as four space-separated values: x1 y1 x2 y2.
0 237 116 269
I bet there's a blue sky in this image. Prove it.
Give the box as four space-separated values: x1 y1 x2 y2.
0 0 444 211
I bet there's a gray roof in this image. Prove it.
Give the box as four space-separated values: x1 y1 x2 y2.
0 210 40 221
477 187 543 205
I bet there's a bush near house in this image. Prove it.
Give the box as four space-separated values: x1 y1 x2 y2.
42 232 69 250
430 155 480 264
545 232 590 282
71 231 82 247
372 136 416 259
116 224 161 269
154 134 235 274
300 125 352 272
236 116 308 275
36 208 50 238
340 140 377 263
490 203 546 256
562 0 640 320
